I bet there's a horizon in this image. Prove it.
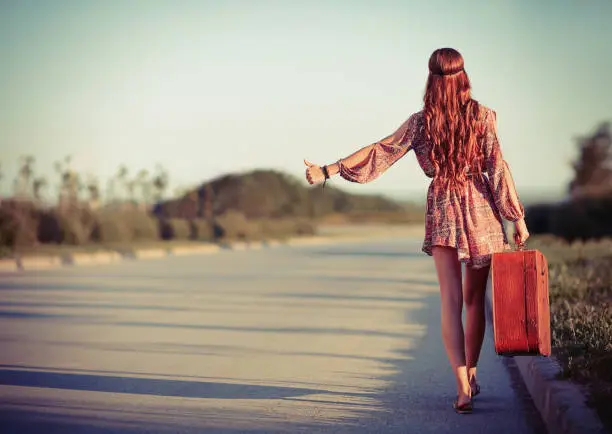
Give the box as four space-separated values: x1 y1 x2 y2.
1 1 610 203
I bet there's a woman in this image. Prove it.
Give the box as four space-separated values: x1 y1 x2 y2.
303 48 530 414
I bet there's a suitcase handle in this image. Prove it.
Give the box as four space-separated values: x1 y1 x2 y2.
513 232 525 251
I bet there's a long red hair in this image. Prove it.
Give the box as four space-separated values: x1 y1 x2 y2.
424 48 483 188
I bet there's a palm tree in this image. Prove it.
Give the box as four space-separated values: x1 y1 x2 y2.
105 178 116 204
15 155 35 198
32 177 48 203
86 176 100 210
152 164 169 203
55 155 73 208
126 178 136 208
65 171 81 209
136 169 152 211
115 165 129 201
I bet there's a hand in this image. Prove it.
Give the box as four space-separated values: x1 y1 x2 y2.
513 219 530 248
304 159 326 185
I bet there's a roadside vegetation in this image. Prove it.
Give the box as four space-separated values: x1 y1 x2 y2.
0 157 424 258
524 122 612 430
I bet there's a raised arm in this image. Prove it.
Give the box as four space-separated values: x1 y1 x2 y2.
323 113 419 184
483 109 525 222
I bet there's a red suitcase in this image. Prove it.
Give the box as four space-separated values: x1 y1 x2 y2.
490 248 551 356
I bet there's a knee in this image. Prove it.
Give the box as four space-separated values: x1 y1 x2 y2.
441 291 463 310
464 290 485 308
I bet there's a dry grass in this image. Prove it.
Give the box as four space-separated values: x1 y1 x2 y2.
526 235 612 430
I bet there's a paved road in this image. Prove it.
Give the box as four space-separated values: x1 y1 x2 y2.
0 236 547 433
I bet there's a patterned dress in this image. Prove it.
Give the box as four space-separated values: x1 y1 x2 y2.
337 104 525 269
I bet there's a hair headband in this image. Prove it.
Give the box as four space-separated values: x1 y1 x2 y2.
431 68 464 77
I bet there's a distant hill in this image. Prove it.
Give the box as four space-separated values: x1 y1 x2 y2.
153 169 408 220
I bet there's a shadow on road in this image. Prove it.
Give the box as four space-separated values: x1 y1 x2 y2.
0 369 336 400
0 241 548 433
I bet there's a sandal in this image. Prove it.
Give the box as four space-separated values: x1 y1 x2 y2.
471 381 481 397
453 396 473 414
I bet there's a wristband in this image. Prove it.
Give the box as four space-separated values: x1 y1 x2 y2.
322 165 330 179
322 165 329 188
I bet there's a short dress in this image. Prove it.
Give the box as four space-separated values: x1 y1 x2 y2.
337 104 525 269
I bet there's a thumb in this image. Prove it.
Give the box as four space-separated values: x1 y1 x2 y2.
304 159 315 167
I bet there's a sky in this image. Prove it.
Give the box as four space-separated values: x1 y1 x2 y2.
1 0 611 202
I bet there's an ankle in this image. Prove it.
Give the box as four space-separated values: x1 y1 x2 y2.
468 369 478 383
457 383 471 396
457 389 471 402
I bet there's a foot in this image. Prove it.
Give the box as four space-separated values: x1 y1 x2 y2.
453 394 473 414
470 378 481 397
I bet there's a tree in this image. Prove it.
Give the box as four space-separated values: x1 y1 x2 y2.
569 122 612 198
0 161 3 205
63 170 81 208
126 178 136 204
105 178 116 203
85 176 101 210
14 155 35 198
55 155 74 208
203 183 214 219
32 177 48 203
115 165 129 201
152 164 169 203
136 169 152 211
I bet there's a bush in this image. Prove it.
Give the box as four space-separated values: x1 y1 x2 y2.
189 219 214 241
527 195 612 241
38 209 91 245
548 196 612 241
256 218 318 239
213 210 259 241
90 210 159 244
159 218 191 240
257 219 287 240
525 203 555 234
0 200 39 249
91 213 132 244
125 211 159 241
37 210 63 243
293 218 317 236
56 214 89 245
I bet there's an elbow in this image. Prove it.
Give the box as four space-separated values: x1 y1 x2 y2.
340 174 371 184
338 164 376 184
496 199 525 222
504 212 525 223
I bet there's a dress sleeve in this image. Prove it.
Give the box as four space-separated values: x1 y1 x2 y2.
483 109 525 222
338 113 418 184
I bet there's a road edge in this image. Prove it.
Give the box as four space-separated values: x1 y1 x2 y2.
485 282 607 434
0 226 424 274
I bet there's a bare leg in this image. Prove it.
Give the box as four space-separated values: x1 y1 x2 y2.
463 264 490 389
431 246 471 405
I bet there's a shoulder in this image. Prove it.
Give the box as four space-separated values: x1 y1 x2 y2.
407 110 425 128
394 111 424 133
411 110 425 120
474 102 496 122
406 111 426 138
